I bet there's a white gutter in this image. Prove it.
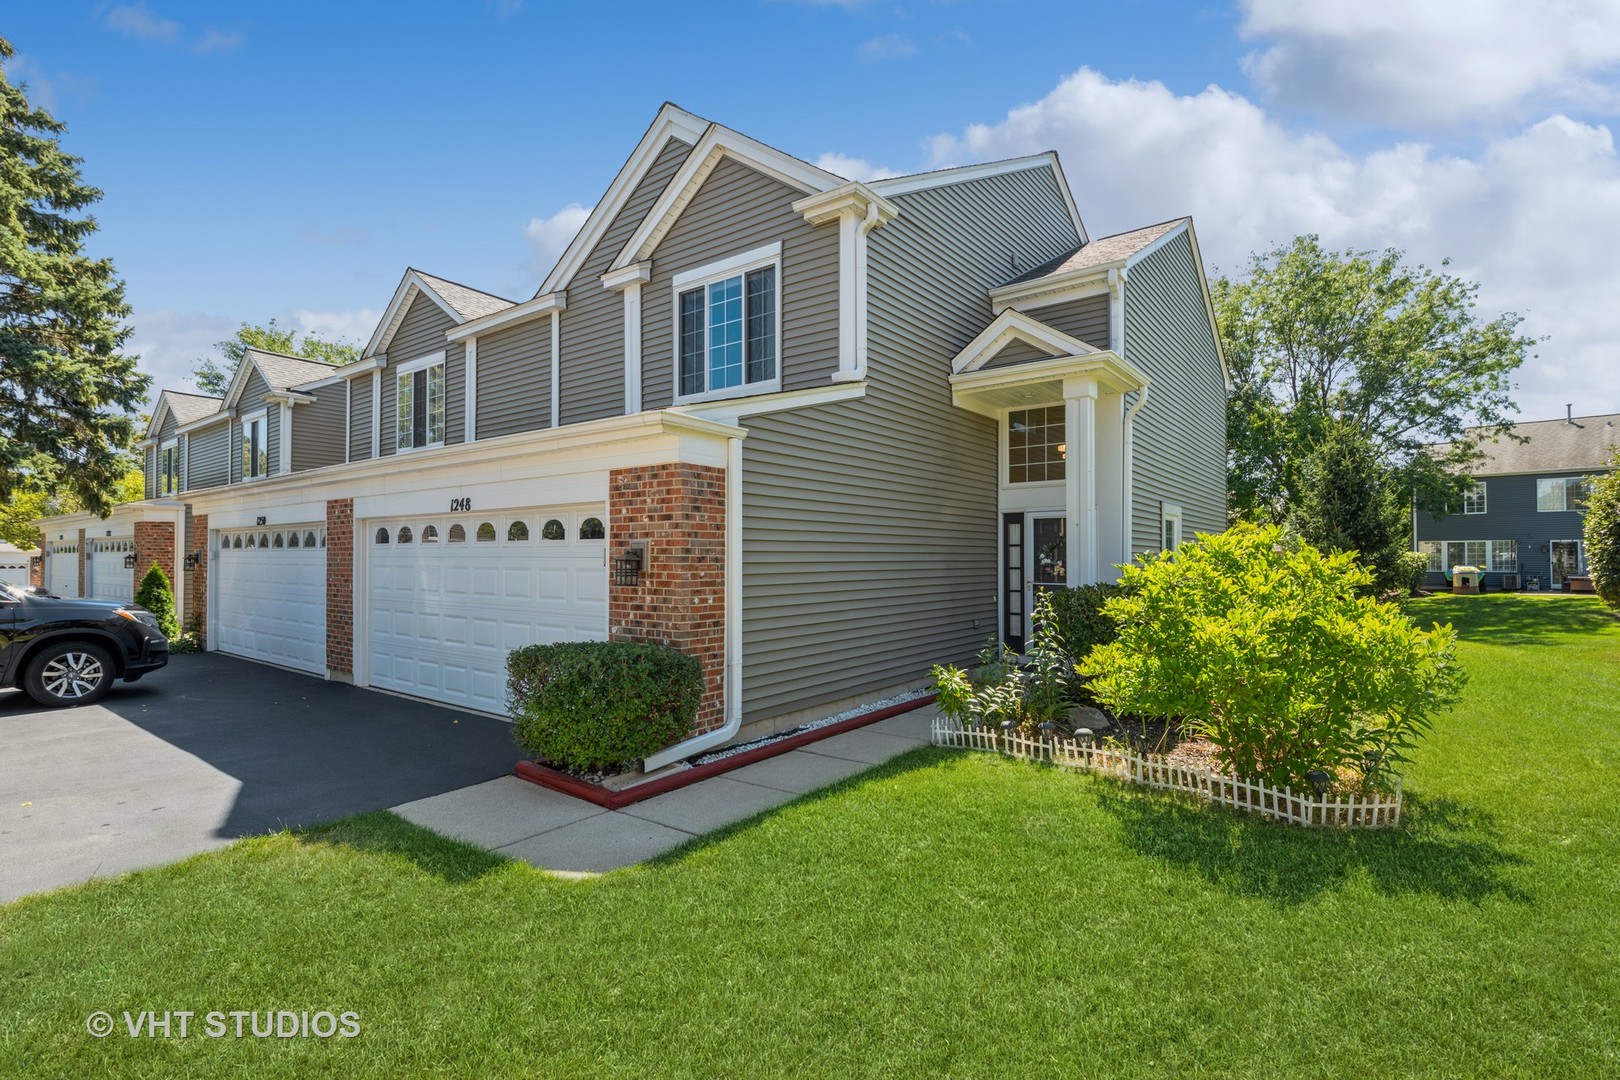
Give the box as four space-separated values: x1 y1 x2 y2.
643 430 745 770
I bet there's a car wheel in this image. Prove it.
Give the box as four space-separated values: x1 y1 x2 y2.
24 642 115 707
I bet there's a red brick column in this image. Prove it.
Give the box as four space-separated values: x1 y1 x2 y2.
326 499 354 677
76 528 86 597
29 537 43 588
189 513 208 638
608 463 727 734
134 521 176 594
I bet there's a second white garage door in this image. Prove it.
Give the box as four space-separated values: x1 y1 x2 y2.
366 507 608 715
214 526 327 675
88 537 135 603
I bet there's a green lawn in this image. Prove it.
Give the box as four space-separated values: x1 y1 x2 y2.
2 594 1617 1078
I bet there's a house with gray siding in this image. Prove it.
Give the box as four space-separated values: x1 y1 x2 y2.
39 103 1227 766
1415 411 1619 591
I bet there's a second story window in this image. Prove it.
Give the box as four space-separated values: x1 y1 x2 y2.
1007 406 1066 484
240 411 267 480
396 357 446 451
159 440 179 495
1536 476 1588 512
1463 482 1487 514
674 245 779 402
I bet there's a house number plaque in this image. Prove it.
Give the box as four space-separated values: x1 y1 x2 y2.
450 497 472 512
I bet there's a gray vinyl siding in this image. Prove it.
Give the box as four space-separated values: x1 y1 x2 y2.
1037 293 1110 349
1414 472 1603 588
185 423 230 490
983 338 1053 368
229 370 274 483
475 318 552 439
265 405 281 477
378 293 463 457
349 376 373 461
740 165 1080 723
144 445 157 500
291 387 347 471
641 157 840 409
558 136 693 425
1122 230 1227 554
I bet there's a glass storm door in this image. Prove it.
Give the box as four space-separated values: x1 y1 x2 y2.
1003 513 1067 652
1029 513 1068 620
1551 541 1582 589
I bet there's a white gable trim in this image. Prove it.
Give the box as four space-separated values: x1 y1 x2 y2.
950 309 1100 375
609 124 843 272
220 353 267 412
870 152 1087 245
538 104 708 297
363 271 466 359
445 291 566 342
146 394 175 440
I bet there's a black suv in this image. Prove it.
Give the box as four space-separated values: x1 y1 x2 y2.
1 583 169 707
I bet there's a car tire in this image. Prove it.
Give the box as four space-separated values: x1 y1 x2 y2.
24 642 116 708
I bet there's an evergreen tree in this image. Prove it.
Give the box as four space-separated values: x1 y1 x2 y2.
1293 422 1409 594
0 37 149 514
134 562 179 640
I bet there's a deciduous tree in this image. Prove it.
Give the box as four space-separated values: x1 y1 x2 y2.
193 318 360 396
1583 449 1620 610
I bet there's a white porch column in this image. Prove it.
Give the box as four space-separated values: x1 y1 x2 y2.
1095 392 1125 580
1064 375 1099 585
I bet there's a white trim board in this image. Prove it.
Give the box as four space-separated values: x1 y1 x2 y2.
362 271 467 359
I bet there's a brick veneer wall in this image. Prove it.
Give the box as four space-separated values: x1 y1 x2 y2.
133 521 176 590
29 539 43 587
326 498 354 676
189 513 208 638
608 463 727 734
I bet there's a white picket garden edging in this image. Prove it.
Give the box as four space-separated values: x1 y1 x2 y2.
932 716 1403 828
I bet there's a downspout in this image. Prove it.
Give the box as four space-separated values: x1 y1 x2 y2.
642 431 745 770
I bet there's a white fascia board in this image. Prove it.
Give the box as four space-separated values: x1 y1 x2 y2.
177 412 232 436
363 272 466 359
1045 152 1089 246
952 309 1098 374
671 380 865 424
990 265 1119 313
219 354 264 411
949 350 1148 408
868 153 1054 198
601 261 652 291
445 291 566 341
1124 217 1189 268
264 389 317 406
610 125 844 273
538 104 709 297
338 355 387 379
145 395 174 440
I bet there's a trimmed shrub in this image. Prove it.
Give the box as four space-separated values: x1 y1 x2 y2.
1079 522 1464 789
507 641 703 771
1584 449 1620 610
134 562 179 640
1398 550 1431 596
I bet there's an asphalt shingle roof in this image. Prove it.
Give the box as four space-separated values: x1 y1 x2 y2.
1004 218 1186 287
242 348 341 391
1448 413 1620 475
163 391 223 425
413 270 515 321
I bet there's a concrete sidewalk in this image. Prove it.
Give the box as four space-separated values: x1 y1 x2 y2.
392 705 935 874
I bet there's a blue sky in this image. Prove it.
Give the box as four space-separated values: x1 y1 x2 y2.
8 1 1620 420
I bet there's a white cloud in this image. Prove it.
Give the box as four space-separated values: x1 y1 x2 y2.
123 309 240 402
100 3 182 44
927 67 1620 420
290 308 380 346
813 152 899 181
194 28 244 55
858 33 917 62
523 202 592 279
1239 0 1620 126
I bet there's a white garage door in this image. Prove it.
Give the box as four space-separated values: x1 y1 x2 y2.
214 526 327 675
0 558 32 587
366 508 608 714
45 543 77 595
88 537 135 603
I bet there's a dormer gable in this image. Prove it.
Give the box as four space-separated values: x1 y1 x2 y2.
363 268 514 360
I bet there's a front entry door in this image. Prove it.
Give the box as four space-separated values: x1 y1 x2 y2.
1004 512 1067 651
1550 541 1582 589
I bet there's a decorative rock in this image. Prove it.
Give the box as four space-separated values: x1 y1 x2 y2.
1069 705 1111 731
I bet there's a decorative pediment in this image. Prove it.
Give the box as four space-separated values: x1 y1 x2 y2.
950 309 1098 375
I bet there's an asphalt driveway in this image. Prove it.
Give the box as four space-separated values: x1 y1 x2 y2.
0 652 520 903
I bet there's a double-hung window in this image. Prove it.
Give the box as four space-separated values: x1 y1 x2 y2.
1462 482 1487 514
159 440 179 495
1536 476 1587 512
396 354 446 451
240 411 267 480
673 244 780 402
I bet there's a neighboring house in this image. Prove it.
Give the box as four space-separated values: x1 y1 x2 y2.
36 104 1227 764
1415 411 1620 591
0 541 37 587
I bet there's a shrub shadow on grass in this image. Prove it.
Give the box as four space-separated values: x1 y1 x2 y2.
1095 787 1530 907
293 811 510 886
1404 594 1620 647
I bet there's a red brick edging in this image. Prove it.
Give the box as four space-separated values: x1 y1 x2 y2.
513 695 937 810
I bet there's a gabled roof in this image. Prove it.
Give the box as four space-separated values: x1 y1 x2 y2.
1442 413 1620 476
950 308 1101 375
1002 218 1186 287
147 390 224 438
868 153 1088 246
364 268 514 358
222 347 339 411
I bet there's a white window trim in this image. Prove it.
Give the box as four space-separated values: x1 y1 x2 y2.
159 438 179 496
1463 481 1487 515
671 242 784 406
394 350 448 454
239 408 269 483
1536 475 1586 513
1161 501 1183 551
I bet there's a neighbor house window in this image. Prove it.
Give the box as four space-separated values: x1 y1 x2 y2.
1536 476 1588 512
1007 406 1066 484
1489 540 1518 572
396 355 446 451
1463 482 1487 515
1161 502 1184 551
159 440 179 495
674 245 780 401
240 411 267 479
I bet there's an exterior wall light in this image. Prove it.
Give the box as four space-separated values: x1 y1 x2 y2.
613 544 645 587
122 553 138 570
185 550 203 570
